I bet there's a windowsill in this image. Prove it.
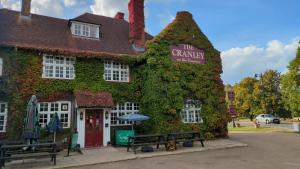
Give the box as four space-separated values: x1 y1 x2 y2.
42 77 75 80
182 122 203 124
111 124 133 127
72 35 100 41
105 80 130 83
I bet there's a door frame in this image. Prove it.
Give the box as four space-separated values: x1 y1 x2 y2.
76 108 111 148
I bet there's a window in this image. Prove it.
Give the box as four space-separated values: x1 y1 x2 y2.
42 55 75 79
111 103 139 126
0 103 7 132
0 58 3 76
104 61 129 82
181 100 202 123
38 101 71 128
72 22 99 39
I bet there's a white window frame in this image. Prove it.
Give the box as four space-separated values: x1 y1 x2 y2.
42 55 76 80
104 61 130 82
111 102 139 126
0 57 3 76
181 100 203 123
0 102 8 132
38 101 71 128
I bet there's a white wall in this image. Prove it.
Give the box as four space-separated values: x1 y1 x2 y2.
103 108 111 146
77 109 85 148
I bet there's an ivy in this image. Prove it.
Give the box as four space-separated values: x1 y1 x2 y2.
2 12 228 140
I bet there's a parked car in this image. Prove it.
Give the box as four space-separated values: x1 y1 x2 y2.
255 114 280 124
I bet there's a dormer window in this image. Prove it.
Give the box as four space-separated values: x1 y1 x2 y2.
71 21 99 39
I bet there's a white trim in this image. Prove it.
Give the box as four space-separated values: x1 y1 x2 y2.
111 102 139 126
0 57 3 76
71 21 100 39
0 102 8 132
76 108 111 148
38 101 71 128
103 61 130 83
42 54 76 80
181 101 203 123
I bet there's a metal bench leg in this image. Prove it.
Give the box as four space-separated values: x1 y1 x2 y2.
133 146 137 154
157 144 159 149
200 140 204 147
54 155 56 165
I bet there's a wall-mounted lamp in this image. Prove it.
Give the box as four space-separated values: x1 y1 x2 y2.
80 112 83 120
105 111 109 120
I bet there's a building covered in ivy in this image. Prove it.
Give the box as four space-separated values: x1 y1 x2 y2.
0 0 228 147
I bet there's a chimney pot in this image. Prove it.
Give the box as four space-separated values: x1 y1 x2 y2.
114 12 125 20
20 0 31 19
128 0 145 51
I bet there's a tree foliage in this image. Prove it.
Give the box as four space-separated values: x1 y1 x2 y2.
281 44 300 117
233 77 258 119
233 70 289 118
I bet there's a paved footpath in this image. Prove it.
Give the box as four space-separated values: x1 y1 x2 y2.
74 132 300 169
4 138 246 169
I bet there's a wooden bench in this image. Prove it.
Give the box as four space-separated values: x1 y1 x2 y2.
0 140 57 169
167 131 204 148
127 134 167 154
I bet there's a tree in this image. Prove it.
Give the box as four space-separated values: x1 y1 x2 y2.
256 70 283 117
281 44 300 117
233 77 259 120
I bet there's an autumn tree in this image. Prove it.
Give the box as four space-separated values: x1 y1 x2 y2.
233 77 259 120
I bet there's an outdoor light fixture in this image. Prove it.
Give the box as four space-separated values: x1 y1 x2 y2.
80 112 83 120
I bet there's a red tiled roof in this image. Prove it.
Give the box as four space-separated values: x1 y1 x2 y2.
75 90 114 108
0 9 152 58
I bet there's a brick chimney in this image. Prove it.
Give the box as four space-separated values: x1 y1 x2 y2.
114 12 125 20
128 0 145 52
20 0 31 19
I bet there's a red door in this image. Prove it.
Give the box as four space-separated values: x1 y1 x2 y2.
85 109 103 147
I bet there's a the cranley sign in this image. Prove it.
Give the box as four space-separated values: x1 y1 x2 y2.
170 44 205 64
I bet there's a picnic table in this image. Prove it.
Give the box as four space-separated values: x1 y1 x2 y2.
0 140 57 169
127 134 167 154
167 131 204 148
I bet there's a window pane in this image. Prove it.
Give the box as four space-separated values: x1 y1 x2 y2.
0 104 5 113
111 102 139 126
113 70 119 81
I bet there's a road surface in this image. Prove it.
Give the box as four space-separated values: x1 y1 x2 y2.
74 132 300 169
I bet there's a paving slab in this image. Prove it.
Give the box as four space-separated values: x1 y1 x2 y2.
3 139 247 169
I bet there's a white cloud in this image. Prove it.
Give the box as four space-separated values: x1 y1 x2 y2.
0 0 64 18
31 0 64 18
0 0 20 10
221 38 299 84
64 0 77 7
90 0 129 18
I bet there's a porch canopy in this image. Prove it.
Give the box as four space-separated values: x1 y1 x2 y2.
74 90 114 108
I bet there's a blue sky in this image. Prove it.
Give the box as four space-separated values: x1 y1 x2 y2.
1 0 299 84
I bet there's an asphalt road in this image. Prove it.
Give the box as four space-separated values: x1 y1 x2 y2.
75 132 300 169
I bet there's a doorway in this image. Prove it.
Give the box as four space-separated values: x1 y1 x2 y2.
85 109 103 147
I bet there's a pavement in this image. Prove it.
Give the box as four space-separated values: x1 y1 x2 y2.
3 138 247 169
75 132 300 169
